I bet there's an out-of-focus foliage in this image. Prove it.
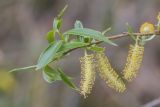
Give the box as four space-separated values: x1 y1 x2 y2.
0 70 15 93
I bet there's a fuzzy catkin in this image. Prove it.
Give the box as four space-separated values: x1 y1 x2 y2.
80 54 95 98
95 53 126 92
123 44 144 81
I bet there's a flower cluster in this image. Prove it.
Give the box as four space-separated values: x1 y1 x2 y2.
79 42 145 98
80 53 95 98
123 44 144 81
96 53 126 92
79 15 160 97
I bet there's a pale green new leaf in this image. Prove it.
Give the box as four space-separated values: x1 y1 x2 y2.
143 35 156 42
57 5 68 19
9 65 36 72
36 41 63 70
74 20 84 42
58 68 78 90
126 23 136 41
88 45 104 52
74 20 83 28
53 18 62 32
59 41 88 52
102 27 111 35
43 65 61 83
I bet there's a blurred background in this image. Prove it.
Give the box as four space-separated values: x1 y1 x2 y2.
0 0 160 107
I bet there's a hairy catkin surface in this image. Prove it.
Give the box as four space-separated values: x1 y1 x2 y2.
123 44 144 81
80 54 95 98
95 53 126 92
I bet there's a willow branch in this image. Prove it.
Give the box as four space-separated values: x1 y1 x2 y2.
64 31 160 54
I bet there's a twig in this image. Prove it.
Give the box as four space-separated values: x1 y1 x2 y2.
64 31 160 54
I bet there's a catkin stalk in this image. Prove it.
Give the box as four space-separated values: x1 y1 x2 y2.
95 53 126 92
123 44 144 81
80 54 95 98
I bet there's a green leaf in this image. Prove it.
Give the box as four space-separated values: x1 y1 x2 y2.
46 30 55 43
53 18 62 32
9 65 36 72
52 41 88 60
52 5 68 34
59 41 88 52
58 68 78 90
126 23 136 41
143 35 156 42
64 28 117 46
48 42 88 62
57 5 68 19
140 35 156 46
36 41 63 70
88 45 104 52
74 20 83 28
43 65 61 83
102 27 111 35
74 20 84 42
64 34 69 42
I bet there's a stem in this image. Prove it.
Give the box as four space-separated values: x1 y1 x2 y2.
64 31 160 54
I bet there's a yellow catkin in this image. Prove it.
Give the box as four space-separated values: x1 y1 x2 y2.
123 44 144 81
95 53 126 92
80 54 95 98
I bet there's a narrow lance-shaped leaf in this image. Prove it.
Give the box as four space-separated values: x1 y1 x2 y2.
64 28 117 46
9 65 36 72
43 65 61 83
59 41 88 52
52 41 88 61
43 65 78 90
57 5 68 19
36 40 63 70
126 23 136 41
53 18 62 32
88 45 104 53
102 27 111 35
74 20 84 42
74 20 83 28
58 68 78 90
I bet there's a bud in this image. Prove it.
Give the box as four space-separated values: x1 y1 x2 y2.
140 22 155 33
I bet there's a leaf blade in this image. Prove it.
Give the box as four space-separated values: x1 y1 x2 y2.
9 65 36 73
52 41 88 60
43 65 61 83
58 68 78 90
64 28 117 46
36 41 63 70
